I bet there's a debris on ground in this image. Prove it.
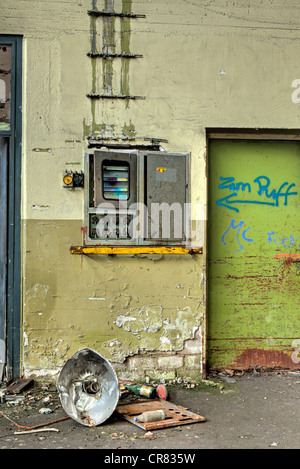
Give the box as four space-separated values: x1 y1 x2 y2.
0 363 239 436
0 409 69 430
4 395 26 405
39 408 53 414
0 372 227 436
116 398 205 431
120 383 156 398
135 409 166 423
6 378 34 395
156 384 168 400
13 427 59 435
139 431 156 440
119 380 168 400
109 432 125 440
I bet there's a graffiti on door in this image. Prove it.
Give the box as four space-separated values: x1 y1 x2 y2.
221 222 300 252
267 232 300 249
216 176 298 213
218 176 299 252
209 140 300 371
221 219 253 252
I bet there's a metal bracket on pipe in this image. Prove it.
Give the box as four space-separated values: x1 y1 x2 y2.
88 10 146 19
87 93 146 100
87 52 143 59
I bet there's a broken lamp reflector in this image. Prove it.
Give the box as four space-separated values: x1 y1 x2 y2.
57 348 119 427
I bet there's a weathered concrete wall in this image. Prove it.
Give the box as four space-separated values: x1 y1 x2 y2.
1 0 300 379
22 219 205 379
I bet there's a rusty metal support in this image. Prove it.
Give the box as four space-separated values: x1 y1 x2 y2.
88 10 146 19
87 52 143 59
87 93 145 100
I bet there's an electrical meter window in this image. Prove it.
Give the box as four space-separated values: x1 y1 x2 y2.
102 160 130 201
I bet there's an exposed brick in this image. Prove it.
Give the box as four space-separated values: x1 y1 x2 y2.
127 355 157 371
112 362 127 372
157 355 183 369
146 370 176 381
184 355 201 368
117 370 145 381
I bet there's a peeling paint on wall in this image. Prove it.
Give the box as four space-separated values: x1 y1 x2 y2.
159 307 201 351
106 303 203 362
23 332 29 347
24 335 70 370
115 304 163 333
25 283 49 312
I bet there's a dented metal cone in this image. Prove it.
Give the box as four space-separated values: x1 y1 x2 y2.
57 348 119 427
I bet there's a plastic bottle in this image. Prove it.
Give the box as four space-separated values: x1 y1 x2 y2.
39 407 52 414
156 384 168 400
134 409 166 423
123 384 156 398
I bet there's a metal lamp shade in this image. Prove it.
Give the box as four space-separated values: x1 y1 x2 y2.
57 348 119 426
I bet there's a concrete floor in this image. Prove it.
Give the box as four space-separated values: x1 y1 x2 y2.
0 370 299 451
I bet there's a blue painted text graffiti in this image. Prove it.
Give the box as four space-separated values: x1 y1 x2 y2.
216 176 298 212
267 232 300 249
222 219 254 251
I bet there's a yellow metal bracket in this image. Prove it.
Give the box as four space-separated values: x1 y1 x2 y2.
70 246 202 255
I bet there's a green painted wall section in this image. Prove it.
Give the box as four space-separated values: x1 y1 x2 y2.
208 140 300 370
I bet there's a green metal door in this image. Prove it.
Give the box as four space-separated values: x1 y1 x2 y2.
208 139 300 371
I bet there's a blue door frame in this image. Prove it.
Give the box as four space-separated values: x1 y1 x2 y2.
0 36 22 379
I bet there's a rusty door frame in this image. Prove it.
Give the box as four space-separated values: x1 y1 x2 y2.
204 128 300 374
